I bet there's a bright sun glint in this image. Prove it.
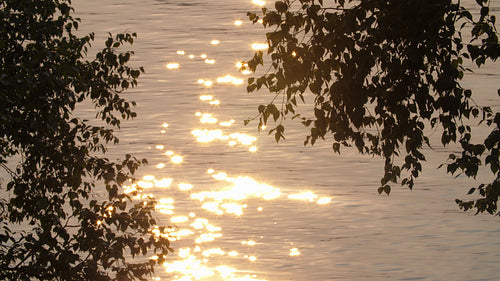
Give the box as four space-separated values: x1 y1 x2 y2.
171 155 183 164
166 63 179 69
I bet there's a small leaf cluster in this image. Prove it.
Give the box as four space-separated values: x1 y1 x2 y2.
245 0 500 215
0 0 172 280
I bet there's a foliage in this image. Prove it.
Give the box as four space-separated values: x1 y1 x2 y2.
244 0 500 215
0 0 172 280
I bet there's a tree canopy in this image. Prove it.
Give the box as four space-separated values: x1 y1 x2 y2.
244 0 500 215
0 0 172 280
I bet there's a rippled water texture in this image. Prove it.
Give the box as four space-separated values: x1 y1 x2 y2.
73 0 500 280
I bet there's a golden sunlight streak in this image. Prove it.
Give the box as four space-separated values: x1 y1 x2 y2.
190 171 281 212
178 183 193 191
252 0 266 6
155 198 175 215
216 74 244 85
163 255 215 279
288 191 317 202
317 197 332 204
137 180 154 189
289 248 301 256
251 43 268 50
199 114 218 124
156 178 173 188
202 248 225 257
241 240 256 246
191 129 222 143
171 155 183 164
171 216 189 223
166 63 180 69
219 121 232 127
200 95 213 101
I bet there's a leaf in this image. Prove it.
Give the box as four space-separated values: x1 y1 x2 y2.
267 103 280 121
461 10 473 21
481 7 489 17
383 184 391 195
275 1 288 13
275 131 281 142
377 186 384 194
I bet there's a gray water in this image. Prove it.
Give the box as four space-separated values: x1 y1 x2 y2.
73 0 500 280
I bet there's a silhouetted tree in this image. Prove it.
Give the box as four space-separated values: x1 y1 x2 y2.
245 0 500 215
0 1 172 280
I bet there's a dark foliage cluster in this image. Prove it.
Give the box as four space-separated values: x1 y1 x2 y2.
0 0 172 280
245 0 500 215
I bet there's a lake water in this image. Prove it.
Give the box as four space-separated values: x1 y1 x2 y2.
73 1 500 280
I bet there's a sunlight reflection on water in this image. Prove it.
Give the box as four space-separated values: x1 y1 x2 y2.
124 163 331 280
117 16 334 277
120 57 333 277
123 2 330 277
73 0 500 280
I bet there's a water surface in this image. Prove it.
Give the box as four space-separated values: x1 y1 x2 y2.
74 1 500 280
